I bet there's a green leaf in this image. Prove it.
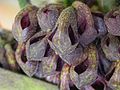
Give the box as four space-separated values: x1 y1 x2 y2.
97 0 116 13
0 68 58 90
18 0 30 9
63 0 75 7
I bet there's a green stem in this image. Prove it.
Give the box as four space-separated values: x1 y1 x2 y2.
18 0 31 9
0 68 58 90
63 0 75 7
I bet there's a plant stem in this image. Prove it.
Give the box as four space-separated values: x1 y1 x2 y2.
63 0 75 7
0 68 58 90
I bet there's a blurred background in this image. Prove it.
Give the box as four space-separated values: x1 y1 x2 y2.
0 0 118 30
0 0 20 30
0 0 56 30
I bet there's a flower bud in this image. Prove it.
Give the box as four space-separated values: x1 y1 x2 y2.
37 4 64 31
104 7 120 36
12 5 39 43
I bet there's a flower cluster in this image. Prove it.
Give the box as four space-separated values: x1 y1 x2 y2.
12 1 120 90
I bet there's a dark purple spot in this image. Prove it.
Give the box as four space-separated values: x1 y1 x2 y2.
78 26 84 35
110 15 116 18
106 38 110 46
91 80 105 90
48 27 57 41
78 22 86 35
105 67 115 81
70 84 78 90
21 13 30 29
118 47 120 54
92 12 104 18
56 58 64 72
43 9 50 14
74 58 89 74
30 35 46 45
44 44 50 57
68 26 76 45
0 63 2 67
21 48 27 63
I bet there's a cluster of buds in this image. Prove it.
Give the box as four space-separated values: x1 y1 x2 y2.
0 29 19 71
12 1 120 90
